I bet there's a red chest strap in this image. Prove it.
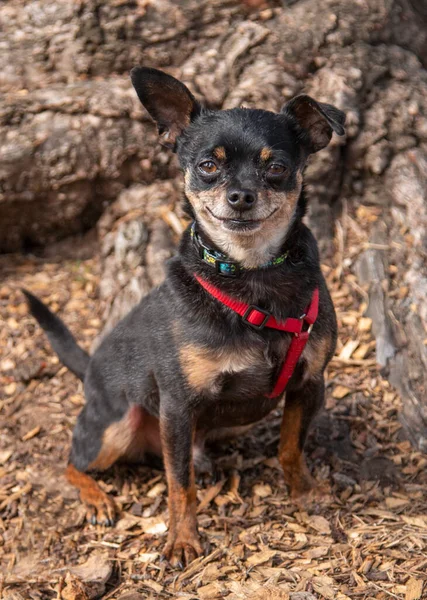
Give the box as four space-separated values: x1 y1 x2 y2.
194 274 319 398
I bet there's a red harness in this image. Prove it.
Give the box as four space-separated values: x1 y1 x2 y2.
194 275 319 398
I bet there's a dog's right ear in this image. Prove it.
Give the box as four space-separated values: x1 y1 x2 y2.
130 67 201 150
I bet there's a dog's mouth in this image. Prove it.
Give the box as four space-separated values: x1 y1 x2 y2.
206 207 278 232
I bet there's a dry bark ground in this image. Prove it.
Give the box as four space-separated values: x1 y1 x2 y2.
1 205 427 600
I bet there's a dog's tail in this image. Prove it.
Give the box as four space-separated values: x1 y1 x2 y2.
22 289 90 381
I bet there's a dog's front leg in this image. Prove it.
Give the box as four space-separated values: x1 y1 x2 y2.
279 377 325 497
160 396 202 568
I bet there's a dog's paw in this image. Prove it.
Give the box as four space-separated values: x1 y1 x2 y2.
84 490 117 527
162 535 203 569
293 479 332 507
281 458 316 499
289 471 316 498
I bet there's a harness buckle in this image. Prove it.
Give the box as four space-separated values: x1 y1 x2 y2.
242 305 271 330
295 323 313 338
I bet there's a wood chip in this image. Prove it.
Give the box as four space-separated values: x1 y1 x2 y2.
115 513 141 531
306 516 331 534
61 573 89 600
22 425 41 441
338 339 360 360
312 579 336 600
0 482 32 511
246 549 277 567
306 546 329 560
198 479 225 513
385 497 408 509
142 580 163 593
405 578 424 600
358 317 372 332
140 515 167 534
402 515 427 528
197 581 227 599
70 552 112 584
352 341 375 360
0 450 13 464
146 482 166 498
227 469 243 503
332 385 352 399
136 552 159 564
253 483 272 498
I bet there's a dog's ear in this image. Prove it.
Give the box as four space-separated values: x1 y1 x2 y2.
282 95 345 154
130 67 201 149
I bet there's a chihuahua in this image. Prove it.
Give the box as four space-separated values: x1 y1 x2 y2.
24 66 345 567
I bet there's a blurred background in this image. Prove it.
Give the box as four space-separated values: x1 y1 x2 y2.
1 1 427 598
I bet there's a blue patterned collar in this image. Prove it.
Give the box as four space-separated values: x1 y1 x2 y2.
190 222 289 277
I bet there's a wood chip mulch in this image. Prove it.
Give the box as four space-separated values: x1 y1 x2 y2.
1 208 427 600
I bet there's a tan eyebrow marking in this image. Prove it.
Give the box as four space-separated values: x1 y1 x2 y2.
260 147 272 161
213 146 226 161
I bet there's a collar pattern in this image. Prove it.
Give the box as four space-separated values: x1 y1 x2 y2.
190 222 289 277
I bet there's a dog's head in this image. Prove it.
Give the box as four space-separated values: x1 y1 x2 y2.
131 67 345 267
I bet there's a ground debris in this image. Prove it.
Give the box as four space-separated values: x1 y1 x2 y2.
60 573 89 600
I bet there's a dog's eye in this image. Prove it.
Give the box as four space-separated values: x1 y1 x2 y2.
267 164 287 176
199 161 218 175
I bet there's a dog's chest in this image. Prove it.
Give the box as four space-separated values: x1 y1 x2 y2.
179 342 273 394
179 332 320 396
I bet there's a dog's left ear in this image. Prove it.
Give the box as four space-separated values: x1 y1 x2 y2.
282 95 346 154
130 67 201 149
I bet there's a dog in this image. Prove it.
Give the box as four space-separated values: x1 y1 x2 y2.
24 66 345 568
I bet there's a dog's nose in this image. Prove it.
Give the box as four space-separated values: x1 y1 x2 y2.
227 189 256 211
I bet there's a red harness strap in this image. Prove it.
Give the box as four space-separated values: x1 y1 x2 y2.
194 274 319 399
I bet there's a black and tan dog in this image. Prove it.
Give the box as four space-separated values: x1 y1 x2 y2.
24 67 345 567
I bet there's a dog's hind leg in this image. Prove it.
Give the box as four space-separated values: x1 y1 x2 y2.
66 402 156 525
